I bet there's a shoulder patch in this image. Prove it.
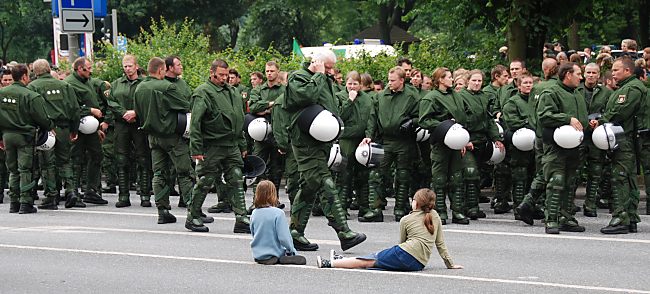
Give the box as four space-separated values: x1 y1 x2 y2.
617 94 626 104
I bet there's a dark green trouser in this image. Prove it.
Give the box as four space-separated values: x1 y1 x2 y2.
522 138 545 207
39 127 74 197
493 159 512 204
411 141 432 195
0 149 7 191
115 121 151 201
253 141 286 192
149 135 193 211
3 133 36 204
608 139 640 226
72 132 103 193
101 126 117 188
284 148 301 204
640 136 650 214
430 142 464 219
337 138 369 215
379 139 415 218
462 148 482 214
542 145 580 228
509 146 534 208
290 143 355 240
583 143 606 212
189 145 246 223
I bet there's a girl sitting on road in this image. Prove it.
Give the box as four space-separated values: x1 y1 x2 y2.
250 180 306 265
317 188 463 271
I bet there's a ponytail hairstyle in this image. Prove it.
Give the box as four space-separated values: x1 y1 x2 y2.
414 188 437 234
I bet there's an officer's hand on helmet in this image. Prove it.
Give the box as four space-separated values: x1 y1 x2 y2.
495 141 505 151
192 155 205 161
460 146 467 157
589 119 599 129
100 122 109 132
97 130 106 142
348 90 358 101
570 117 583 131
241 150 248 158
360 138 372 145
69 132 78 142
90 108 103 118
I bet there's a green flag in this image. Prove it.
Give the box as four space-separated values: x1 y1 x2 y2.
292 38 304 58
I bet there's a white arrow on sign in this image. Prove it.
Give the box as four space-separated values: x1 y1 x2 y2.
61 9 95 33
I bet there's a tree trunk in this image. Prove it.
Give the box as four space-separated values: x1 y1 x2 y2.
567 19 580 50
507 0 528 61
229 19 239 49
378 2 394 44
639 0 649 47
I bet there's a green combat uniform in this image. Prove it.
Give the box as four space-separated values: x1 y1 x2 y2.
493 82 518 212
271 94 300 204
92 78 117 194
187 78 250 233
0 82 54 212
502 91 535 216
27 73 80 208
65 73 109 204
641 83 650 215
361 86 419 222
537 80 588 233
164 75 192 204
419 88 468 224
248 82 286 192
107 75 151 207
458 88 501 220
577 83 612 216
335 89 372 217
134 76 193 223
284 63 366 251
598 75 647 233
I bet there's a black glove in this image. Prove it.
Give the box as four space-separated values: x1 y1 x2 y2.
400 119 415 133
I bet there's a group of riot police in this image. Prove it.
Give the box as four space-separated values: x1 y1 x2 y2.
0 44 648 253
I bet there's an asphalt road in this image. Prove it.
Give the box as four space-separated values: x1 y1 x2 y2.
1 188 649 294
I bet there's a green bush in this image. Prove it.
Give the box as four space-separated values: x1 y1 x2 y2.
96 18 504 88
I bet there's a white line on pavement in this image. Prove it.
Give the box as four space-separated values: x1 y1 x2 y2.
0 243 648 293
444 229 650 244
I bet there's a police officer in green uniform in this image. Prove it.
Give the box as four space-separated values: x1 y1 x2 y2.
502 74 535 217
516 58 559 224
284 51 366 251
134 57 195 225
335 71 372 216
0 64 54 213
93 77 117 195
185 59 248 233
107 54 150 208
592 57 647 234
65 57 109 206
271 93 300 204
0 69 12 202
578 63 612 217
535 62 588 234
458 70 503 220
248 61 286 193
27 59 80 209
481 65 508 192
164 55 192 205
419 67 468 225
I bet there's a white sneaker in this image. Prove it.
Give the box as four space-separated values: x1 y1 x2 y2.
316 256 332 268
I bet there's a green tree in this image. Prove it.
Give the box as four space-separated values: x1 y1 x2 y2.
0 0 53 62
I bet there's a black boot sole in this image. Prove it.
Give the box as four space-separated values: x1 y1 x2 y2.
358 214 383 222
140 200 152 207
185 221 209 232
157 214 177 224
600 225 629 234
233 222 251 234
293 240 319 251
340 233 367 251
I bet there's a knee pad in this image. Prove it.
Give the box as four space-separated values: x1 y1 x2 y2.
512 166 528 180
450 170 463 184
396 169 410 182
464 166 479 181
548 174 565 191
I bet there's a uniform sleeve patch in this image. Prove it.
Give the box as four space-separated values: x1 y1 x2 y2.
617 95 626 104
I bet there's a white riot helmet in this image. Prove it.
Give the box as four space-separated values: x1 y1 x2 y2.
547 125 583 149
355 143 384 168
78 115 99 134
176 112 191 139
247 117 272 142
415 127 430 142
35 130 56 151
511 128 536 151
328 144 347 172
592 123 625 151
484 141 506 165
297 104 343 142
431 119 470 150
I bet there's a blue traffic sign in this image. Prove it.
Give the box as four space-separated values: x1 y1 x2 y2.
52 0 106 17
60 0 93 9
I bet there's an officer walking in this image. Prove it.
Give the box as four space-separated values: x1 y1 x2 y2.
186 59 249 233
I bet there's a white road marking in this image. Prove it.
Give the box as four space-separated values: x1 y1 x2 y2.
0 243 648 293
444 229 650 244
